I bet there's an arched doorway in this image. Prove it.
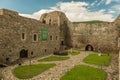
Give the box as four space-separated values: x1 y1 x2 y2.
20 49 28 58
85 45 94 51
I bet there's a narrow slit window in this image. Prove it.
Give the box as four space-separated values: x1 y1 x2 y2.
22 33 25 39
49 19 51 25
33 34 38 42
61 41 64 45
45 49 47 52
21 33 26 40
34 34 37 41
50 36 52 40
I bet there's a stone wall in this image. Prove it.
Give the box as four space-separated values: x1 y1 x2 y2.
72 21 119 53
40 11 119 53
0 9 119 64
0 9 18 16
40 11 73 49
0 9 60 64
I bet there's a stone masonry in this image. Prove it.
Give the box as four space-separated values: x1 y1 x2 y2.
72 19 120 53
0 9 61 65
0 8 120 65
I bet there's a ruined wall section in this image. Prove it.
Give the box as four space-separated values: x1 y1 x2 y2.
0 9 18 16
40 11 73 49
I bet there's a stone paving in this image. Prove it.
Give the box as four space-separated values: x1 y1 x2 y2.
103 53 118 80
0 51 118 80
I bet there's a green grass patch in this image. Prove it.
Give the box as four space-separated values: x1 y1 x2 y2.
13 64 55 79
38 56 69 62
84 54 111 66
61 65 106 80
68 50 80 55
73 20 108 24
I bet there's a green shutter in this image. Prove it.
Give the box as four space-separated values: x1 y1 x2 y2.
41 30 48 41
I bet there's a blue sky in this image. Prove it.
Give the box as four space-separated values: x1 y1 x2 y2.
0 0 120 22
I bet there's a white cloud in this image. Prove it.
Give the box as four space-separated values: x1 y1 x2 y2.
19 9 54 20
108 10 115 13
106 0 111 5
112 4 120 10
19 1 114 22
106 0 119 5
109 4 120 15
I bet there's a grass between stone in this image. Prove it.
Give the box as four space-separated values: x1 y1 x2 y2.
68 50 80 55
13 64 55 79
61 65 107 80
83 54 111 66
38 56 69 62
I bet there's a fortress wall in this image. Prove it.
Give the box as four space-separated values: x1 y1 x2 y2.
72 23 119 52
0 9 119 64
40 10 119 53
0 10 60 64
0 9 18 16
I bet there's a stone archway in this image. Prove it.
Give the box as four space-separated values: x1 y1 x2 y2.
20 49 28 58
85 45 94 51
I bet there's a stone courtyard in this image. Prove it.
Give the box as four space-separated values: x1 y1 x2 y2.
0 51 118 80
0 8 119 80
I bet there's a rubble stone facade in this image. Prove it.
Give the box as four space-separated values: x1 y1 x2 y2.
0 8 120 65
72 22 119 53
0 9 62 65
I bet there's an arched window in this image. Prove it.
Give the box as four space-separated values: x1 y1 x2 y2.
22 33 25 39
49 19 51 25
33 33 38 42
42 19 46 24
50 36 52 40
21 32 26 41
61 41 64 45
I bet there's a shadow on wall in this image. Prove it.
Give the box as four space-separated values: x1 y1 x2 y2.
85 45 94 51
63 21 73 48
